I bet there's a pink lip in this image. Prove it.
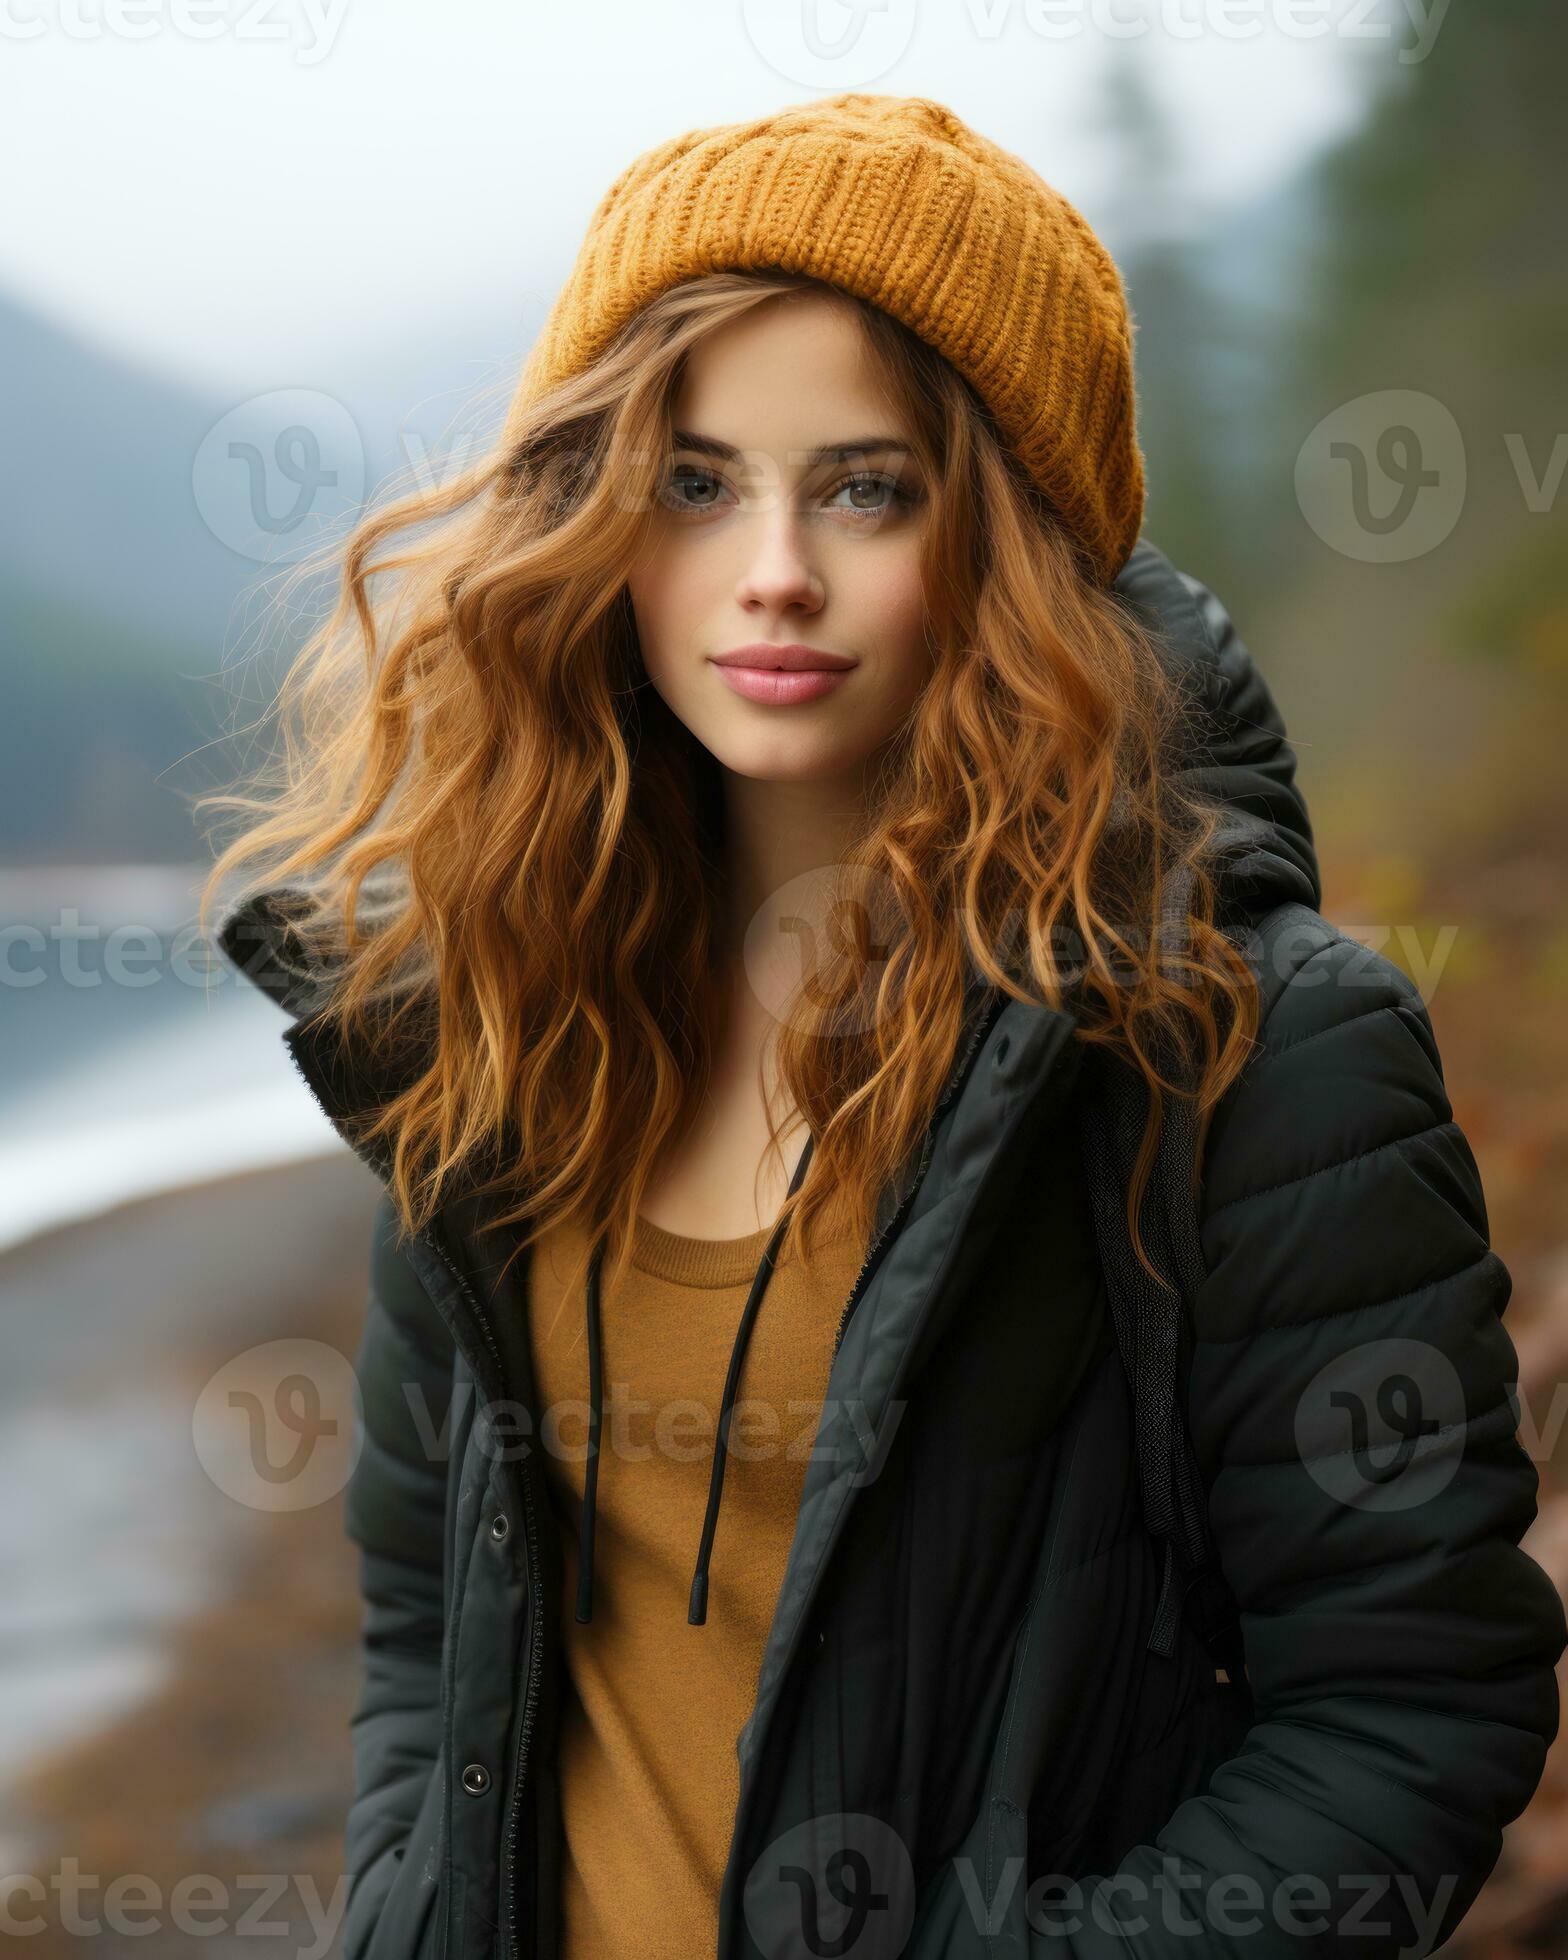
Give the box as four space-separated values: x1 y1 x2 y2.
708 642 857 706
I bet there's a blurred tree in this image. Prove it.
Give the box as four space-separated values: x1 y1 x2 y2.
1096 48 1237 594
1282 0 1568 669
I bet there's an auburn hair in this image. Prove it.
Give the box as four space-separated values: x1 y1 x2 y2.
197 270 1259 1306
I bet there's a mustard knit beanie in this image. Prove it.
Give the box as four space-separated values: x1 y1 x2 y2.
511 91 1144 586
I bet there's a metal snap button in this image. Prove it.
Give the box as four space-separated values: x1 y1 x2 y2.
490 1511 510 1543
462 1762 491 1796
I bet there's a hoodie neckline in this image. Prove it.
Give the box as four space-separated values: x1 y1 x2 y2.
631 1212 780 1288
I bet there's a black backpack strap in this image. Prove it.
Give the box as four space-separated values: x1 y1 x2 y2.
1080 1045 1245 1680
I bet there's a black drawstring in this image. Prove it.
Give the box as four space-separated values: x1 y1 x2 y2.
574 1132 817 1627
575 1233 608 1624
1079 1038 1245 1680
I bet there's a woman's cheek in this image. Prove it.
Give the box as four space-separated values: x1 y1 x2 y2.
863 551 934 696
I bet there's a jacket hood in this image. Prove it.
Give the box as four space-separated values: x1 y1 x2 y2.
214 536 1320 1075
1114 539 1319 921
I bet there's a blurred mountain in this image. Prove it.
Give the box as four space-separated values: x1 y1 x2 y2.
2 580 216 862
0 291 239 647
0 289 524 865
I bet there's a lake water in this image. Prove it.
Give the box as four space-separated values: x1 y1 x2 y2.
0 864 340 1250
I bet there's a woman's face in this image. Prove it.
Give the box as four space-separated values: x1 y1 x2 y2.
625 291 933 786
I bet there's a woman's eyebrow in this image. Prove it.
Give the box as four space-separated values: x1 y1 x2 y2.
669 429 910 463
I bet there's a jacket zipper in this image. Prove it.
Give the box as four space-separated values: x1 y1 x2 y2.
830 1126 934 1359
420 1218 544 1960
832 986 1006 1358
721 983 1016 1960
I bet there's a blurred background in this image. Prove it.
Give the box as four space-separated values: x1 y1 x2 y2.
1 1 1564 1951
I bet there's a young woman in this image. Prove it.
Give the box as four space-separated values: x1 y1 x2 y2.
203 94 1562 1960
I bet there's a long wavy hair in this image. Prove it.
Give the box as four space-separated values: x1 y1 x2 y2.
197 269 1260 1305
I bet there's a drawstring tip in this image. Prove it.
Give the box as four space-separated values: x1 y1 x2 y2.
575 1558 595 1624
687 1571 709 1625
1145 1539 1179 1660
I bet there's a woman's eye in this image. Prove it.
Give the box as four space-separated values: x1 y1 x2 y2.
828 471 908 517
662 465 729 513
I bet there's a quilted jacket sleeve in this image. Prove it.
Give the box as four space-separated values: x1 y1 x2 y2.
339 1193 456 1960
1059 923 1565 1955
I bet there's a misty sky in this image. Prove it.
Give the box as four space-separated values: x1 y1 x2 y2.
1 0 1404 398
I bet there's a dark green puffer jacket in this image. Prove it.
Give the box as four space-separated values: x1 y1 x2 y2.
218 539 1564 1960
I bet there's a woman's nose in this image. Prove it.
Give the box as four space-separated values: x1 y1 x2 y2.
733 509 825 616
